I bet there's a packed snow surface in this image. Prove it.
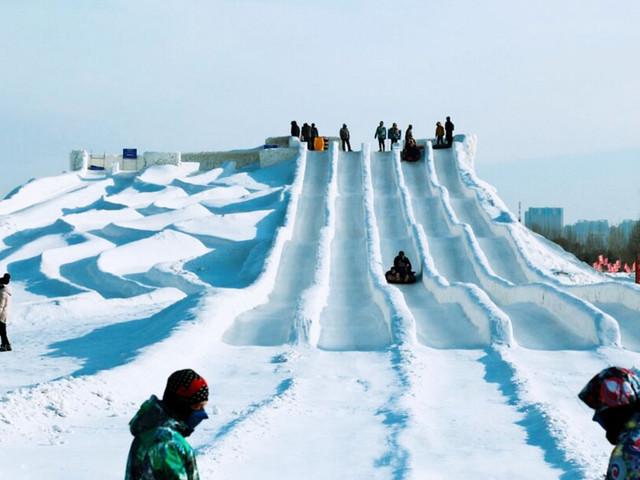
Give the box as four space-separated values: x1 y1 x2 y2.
1 136 640 479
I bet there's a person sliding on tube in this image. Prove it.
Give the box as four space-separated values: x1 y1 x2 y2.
393 251 413 282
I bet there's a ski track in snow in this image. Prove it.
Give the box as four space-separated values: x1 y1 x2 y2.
1 138 639 479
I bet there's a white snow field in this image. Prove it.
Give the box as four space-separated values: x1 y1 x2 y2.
1 135 639 479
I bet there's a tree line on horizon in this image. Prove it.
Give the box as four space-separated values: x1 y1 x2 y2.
532 220 640 268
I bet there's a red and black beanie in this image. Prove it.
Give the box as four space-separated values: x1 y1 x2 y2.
163 369 209 409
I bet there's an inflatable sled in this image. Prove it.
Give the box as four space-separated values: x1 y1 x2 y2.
385 270 417 284
401 146 422 162
432 143 452 150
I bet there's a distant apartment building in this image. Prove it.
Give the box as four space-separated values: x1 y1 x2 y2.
524 207 563 238
619 219 636 241
570 219 610 244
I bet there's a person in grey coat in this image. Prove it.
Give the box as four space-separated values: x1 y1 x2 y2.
0 273 12 352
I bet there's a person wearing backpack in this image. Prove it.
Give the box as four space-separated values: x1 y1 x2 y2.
374 121 387 152
389 123 401 149
340 124 352 152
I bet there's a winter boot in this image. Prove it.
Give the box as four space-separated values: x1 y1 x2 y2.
0 343 10 352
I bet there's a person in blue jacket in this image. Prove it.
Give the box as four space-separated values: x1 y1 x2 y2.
579 366 640 479
389 123 401 149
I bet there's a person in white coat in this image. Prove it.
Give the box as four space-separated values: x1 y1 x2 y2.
0 273 12 352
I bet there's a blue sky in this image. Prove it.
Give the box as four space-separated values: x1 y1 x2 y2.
1 0 639 221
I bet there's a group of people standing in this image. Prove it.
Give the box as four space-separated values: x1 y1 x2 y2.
435 116 455 147
290 121 321 150
291 121 354 152
290 117 455 155
374 117 455 152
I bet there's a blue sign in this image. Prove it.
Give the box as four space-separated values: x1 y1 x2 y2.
123 148 137 159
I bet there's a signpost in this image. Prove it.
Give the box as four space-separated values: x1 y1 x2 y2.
123 148 137 159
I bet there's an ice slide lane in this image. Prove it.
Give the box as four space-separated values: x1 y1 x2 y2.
317 148 391 350
222 149 333 346
411 145 612 350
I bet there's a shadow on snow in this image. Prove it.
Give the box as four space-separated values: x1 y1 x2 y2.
46 293 204 376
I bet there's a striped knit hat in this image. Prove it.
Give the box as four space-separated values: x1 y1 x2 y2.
163 369 209 408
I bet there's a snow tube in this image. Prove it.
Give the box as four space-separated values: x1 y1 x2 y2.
385 272 417 284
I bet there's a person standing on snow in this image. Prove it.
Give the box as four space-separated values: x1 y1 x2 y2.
374 121 387 152
301 123 311 149
389 123 401 149
0 273 12 352
579 366 640 479
291 121 300 139
435 121 445 146
340 124 352 152
125 369 209 480
310 123 319 150
445 116 455 146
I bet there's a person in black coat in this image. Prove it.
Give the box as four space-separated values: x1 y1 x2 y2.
445 116 455 146
393 251 413 281
301 123 311 149
310 123 319 150
291 121 300 139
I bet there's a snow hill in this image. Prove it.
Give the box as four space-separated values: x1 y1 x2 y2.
1 134 639 479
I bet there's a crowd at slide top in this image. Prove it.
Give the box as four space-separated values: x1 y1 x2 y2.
2 132 640 479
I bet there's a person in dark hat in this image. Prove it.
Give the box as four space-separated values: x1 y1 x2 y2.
0 273 12 352
125 369 209 479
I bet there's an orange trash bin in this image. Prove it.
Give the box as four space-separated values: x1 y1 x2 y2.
314 137 325 151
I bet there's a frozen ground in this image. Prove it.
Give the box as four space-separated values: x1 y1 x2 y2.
1 135 639 479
